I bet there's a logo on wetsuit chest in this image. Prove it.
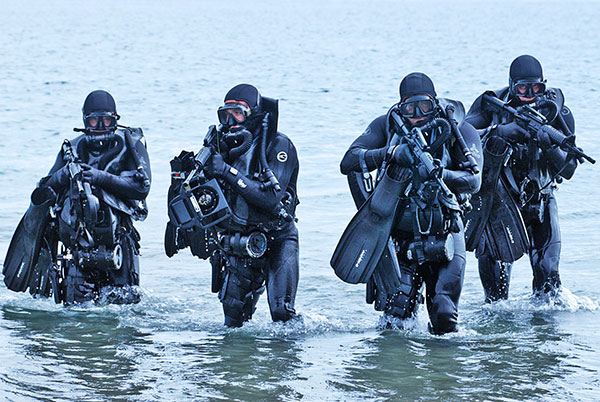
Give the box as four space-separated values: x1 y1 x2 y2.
277 151 288 162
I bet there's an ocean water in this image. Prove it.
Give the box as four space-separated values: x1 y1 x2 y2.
1 0 600 400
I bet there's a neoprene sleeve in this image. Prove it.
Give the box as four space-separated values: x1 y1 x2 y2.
340 115 389 174
95 171 150 200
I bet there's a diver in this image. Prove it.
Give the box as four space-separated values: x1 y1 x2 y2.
165 84 299 327
3 90 151 305
333 73 482 334
464 55 584 302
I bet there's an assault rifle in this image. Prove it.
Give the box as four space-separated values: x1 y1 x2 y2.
61 139 100 246
482 94 595 164
389 111 462 232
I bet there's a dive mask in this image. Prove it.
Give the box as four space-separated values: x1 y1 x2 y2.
84 111 118 132
399 95 436 118
217 102 251 126
512 79 546 99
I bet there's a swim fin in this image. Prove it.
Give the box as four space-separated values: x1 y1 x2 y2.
464 134 510 252
464 191 494 252
348 170 405 305
479 177 530 262
27 245 54 297
331 166 411 284
3 186 57 293
464 134 530 262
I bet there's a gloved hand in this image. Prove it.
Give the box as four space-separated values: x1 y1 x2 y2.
206 152 230 178
417 159 443 180
392 143 414 167
80 163 111 186
536 125 553 150
494 122 530 143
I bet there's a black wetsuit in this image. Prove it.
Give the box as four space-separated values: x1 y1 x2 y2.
341 109 482 333
42 129 151 303
211 130 300 327
465 87 577 300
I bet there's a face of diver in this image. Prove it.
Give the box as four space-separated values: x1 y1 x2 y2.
83 111 118 147
217 100 252 131
399 94 436 126
513 78 546 103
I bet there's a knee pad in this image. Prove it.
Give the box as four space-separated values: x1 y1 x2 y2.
222 293 246 327
533 273 561 296
531 243 561 294
429 294 458 334
223 314 244 328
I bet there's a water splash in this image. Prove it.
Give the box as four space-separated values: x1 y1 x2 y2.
375 304 478 338
481 287 600 314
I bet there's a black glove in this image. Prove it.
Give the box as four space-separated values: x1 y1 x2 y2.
206 153 230 178
536 125 553 150
494 122 530 143
392 144 414 167
80 164 111 186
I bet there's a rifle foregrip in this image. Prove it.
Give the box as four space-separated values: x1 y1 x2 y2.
541 126 596 164
541 125 567 146
417 150 437 174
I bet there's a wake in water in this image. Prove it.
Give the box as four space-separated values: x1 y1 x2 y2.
5 285 595 341
376 304 478 338
481 286 600 313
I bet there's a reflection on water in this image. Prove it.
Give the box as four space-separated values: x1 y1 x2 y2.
0 288 598 401
186 334 304 400
329 310 576 400
1 305 152 400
